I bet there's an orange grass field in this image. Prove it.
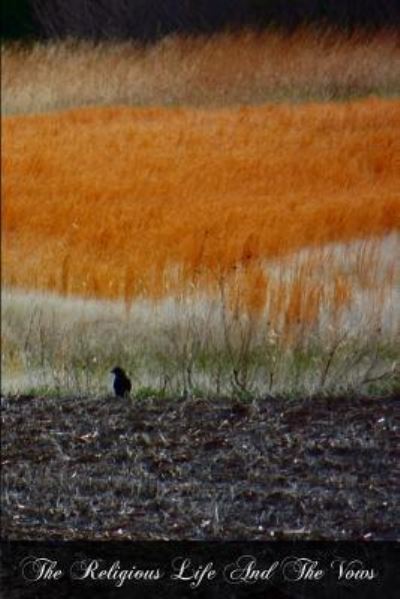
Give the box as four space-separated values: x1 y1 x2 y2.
2 98 400 324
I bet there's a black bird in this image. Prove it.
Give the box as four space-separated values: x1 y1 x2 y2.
111 367 132 398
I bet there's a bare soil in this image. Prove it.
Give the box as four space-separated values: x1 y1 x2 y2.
1 393 399 540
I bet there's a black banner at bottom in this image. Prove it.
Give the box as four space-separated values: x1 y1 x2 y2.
1 541 399 598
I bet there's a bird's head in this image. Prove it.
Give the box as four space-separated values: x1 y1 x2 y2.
111 366 124 376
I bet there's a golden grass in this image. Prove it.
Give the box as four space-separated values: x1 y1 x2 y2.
3 98 400 340
2 29 400 116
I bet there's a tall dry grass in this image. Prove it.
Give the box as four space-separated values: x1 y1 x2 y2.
2 29 400 115
3 98 399 316
2 236 399 397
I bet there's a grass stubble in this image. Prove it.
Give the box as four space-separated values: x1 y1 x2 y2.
2 393 399 540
